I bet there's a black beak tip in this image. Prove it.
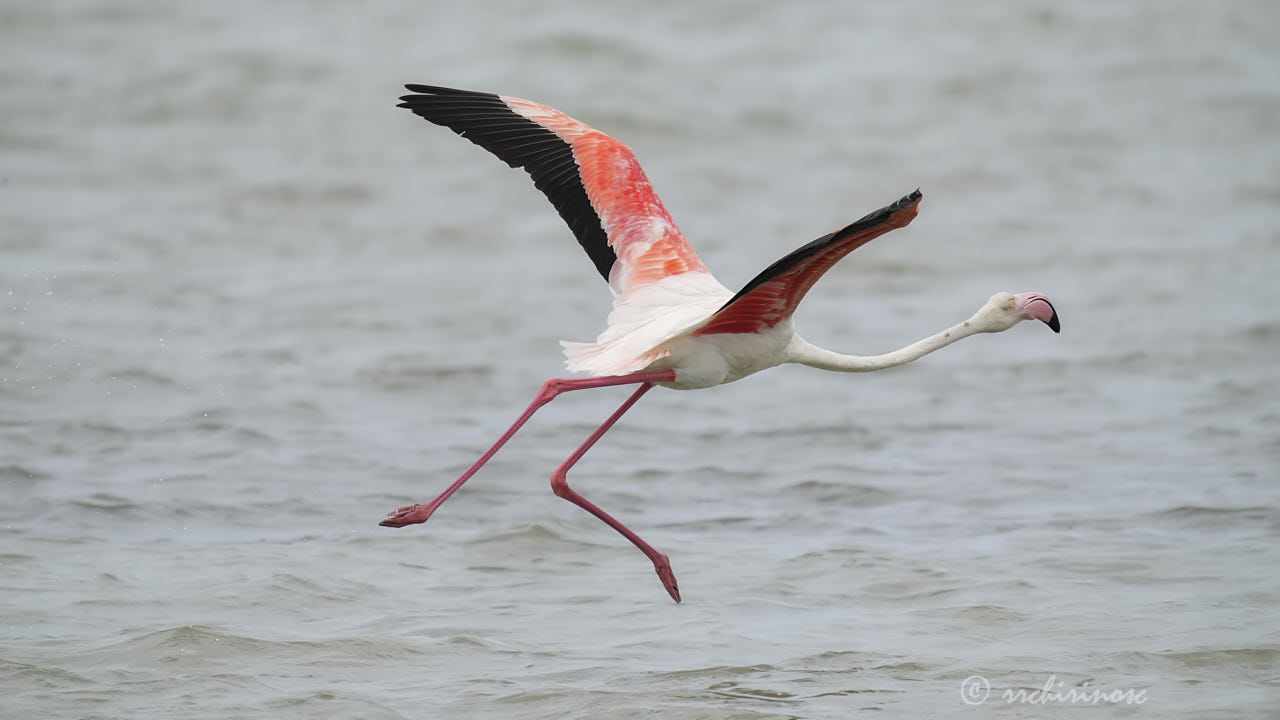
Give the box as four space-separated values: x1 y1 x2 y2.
1046 311 1061 334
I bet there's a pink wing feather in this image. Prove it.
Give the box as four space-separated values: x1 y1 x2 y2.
695 190 922 336
400 85 707 295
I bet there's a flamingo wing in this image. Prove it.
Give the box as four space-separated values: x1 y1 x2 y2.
398 85 708 295
694 190 922 337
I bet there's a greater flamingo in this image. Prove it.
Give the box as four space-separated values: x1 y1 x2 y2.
381 85 1060 602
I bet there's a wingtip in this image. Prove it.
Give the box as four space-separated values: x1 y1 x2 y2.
887 188 922 216
401 84 496 98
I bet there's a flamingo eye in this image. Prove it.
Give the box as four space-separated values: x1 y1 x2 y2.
1007 298 1016 310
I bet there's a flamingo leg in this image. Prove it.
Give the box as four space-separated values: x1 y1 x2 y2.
379 369 676 528
548 381 681 602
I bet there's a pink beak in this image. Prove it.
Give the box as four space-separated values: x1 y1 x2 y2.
1014 292 1060 333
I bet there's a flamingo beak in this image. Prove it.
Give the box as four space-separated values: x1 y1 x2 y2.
1045 305 1061 333
1015 293 1060 333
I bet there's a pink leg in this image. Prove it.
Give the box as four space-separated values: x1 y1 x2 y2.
549 382 681 602
380 369 675 528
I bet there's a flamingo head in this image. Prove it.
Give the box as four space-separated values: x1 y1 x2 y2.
970 291 1061 334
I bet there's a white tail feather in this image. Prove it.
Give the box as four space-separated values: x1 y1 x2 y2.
560 271 731 376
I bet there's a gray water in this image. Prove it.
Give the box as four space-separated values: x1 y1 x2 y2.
3 1 1278 717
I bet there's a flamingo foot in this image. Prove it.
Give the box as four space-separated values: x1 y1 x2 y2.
653 553 681 603
379 503 436 528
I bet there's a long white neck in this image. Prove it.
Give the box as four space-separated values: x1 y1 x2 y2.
784 317 984 373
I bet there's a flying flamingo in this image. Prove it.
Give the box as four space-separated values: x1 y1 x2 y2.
381 84 1060 602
